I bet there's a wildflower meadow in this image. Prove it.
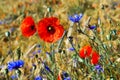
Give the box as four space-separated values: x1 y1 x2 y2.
0 0 120 80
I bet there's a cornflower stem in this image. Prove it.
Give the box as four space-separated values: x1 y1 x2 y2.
78 28 100 52
77 23 97 45
68 38 83 62
67 22 74 37
97 8 112 64
78 21 112 65
38 58 53 79
92 31 112 65
68 39 78 56
44 69 53 80
92 31 114 76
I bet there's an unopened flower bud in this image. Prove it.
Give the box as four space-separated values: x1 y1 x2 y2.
47 7 52 12
5 31 10 37
106 35 111 40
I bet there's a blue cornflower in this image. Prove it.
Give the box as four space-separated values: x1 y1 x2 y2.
11 75 18 80
7 60 24 71
32 64 36 70
33 51 37 54
42 62 53 75
10 27 15 33
36 44 41 48
62 72 71 80
73 58 77 67
7 49 12 54
46 52 51 57
0 18 12 25
37 50 41 53
44 64 53 74
69 47 74 51
34 76 42 80
89 25 96 30
69 13 83 23
45 52 51 60
95 65 104 73
64 77 71 80
0 21 4 25
32 50 41 55
46 52 50 55
0 65 4 69
44 65 51 72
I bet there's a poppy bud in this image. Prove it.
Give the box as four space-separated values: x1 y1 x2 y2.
5 31 10 37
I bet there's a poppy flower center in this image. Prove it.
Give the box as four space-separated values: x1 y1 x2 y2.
30 25 35 30
47 26 55 34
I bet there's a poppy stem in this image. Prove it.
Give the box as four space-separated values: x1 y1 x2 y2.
68 38 83 62
57 31 67 52
51 43 55 62
50 43 56 76
92 31 113 65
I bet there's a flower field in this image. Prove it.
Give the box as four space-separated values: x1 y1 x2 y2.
0 0 120 80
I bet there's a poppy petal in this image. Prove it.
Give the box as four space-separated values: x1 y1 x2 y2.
91 51 100 65
79 45 92 58
37 17 64 43
20 16 36 37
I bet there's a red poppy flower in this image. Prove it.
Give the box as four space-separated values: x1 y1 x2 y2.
20 16 36 37
37 17 64 43
91 51 100 65
79 45 92 58
57 74 62 80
